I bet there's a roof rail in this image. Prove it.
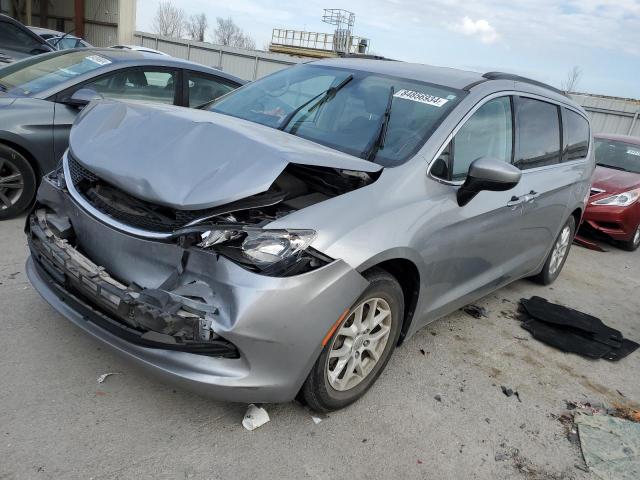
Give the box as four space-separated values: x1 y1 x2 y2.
482 72 565 96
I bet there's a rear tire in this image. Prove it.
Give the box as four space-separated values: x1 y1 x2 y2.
531 216 576 285
0 145 36 220
619 225 640 252
301 268 404 412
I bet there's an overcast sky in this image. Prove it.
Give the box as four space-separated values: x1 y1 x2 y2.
136 0 640 99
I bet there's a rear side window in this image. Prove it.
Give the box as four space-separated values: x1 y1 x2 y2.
564 109 590 161
514 97 561 170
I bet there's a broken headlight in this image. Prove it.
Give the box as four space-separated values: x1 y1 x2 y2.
193 227 330 276
241 229 315 265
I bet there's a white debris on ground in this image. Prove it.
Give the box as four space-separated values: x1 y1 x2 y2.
242 404 270 431
96 372 121 384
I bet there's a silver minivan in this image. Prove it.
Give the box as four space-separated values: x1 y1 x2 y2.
26 59 594 411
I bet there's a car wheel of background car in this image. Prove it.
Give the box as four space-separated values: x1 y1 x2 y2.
0 145 36 220
301 268 404 412
619 225 640 252
531 216 576 285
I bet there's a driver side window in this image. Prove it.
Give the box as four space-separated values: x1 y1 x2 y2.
434 96 513 181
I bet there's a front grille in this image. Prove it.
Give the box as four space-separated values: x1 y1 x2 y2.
67 154 213 232
68 154 99 184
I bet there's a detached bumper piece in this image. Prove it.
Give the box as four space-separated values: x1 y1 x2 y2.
518 296 639 361
28 209 239 358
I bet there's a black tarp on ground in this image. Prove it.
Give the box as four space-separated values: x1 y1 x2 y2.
519 296 639 361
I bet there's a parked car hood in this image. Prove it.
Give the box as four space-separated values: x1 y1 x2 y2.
592 165 640 194
70 101 382 210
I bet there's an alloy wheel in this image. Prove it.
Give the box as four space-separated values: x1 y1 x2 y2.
326 297 393 391
548 225 571 275
633 227 640 247
0 158 24 211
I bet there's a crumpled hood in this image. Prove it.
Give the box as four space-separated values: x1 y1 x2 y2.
592 165 640 194
69 101 382 210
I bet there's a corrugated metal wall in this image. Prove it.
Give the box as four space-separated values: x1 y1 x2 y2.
571 94 640 138
134 32 303 81
84 0 119 47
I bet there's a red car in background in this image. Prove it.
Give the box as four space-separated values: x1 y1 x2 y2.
581 134 640 251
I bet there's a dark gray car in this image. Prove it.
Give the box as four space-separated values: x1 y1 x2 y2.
0 14 54 64
0 48 244 218
26 59 594 411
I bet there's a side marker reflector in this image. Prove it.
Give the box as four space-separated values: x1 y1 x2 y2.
322 308 350 346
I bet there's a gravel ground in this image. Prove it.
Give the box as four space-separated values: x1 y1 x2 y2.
1 215 638 480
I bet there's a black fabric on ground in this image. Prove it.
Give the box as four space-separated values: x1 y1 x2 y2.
521 318 613 359
603 339 640 361
519 297 639 361
521 296 622 348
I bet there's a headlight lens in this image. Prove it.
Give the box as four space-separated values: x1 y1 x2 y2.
591 188 640 207
241 230 316 265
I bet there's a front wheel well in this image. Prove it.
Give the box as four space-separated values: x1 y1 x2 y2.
571 207 583 229
363 258 420 345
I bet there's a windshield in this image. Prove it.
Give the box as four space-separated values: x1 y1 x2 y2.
595 138 640 174
208 64 462 166
0 50 112 97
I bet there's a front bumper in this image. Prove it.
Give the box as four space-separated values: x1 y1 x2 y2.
582 202 640 242
26 177 369 403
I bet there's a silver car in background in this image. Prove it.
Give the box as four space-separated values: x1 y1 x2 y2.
26 59 594 411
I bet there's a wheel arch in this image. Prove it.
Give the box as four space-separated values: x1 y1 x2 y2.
360 255 421 345
570 207 583 229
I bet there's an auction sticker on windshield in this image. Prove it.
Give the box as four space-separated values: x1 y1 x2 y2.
393 89 449 107
628 148 640 157
86 55 112 66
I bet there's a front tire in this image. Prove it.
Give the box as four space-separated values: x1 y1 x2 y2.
301 268 404 412
531 216 576 285
0 145 36 220
619 225 640 252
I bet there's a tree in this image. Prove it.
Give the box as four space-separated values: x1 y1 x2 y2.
561 66 582 94
213 17 256 50
152 1 185 38
186 13 208 42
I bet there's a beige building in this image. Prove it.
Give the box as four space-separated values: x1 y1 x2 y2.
1 0 136 46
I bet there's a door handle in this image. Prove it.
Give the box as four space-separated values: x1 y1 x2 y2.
524 190 540 203
507 195 525 207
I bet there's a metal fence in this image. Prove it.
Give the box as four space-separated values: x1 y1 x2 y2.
571 93 640 137
133 32 302 81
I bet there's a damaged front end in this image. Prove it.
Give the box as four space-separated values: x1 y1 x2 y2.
24 99 383 400
28 208 238 356
26 168 371 402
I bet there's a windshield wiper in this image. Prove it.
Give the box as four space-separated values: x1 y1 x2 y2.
597 163 628 172
278 74 353 131
361 86 395 162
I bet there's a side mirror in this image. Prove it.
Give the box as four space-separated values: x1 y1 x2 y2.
67 88 103 107
457 157 521 207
